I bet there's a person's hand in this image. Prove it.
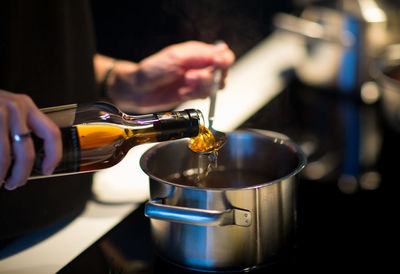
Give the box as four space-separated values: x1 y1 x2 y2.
106 41 235 113
0 90 62 190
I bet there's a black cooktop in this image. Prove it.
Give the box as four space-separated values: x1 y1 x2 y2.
58 78 398 273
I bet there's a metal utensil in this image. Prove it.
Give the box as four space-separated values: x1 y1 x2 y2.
206 67 227 151
187 40 227 156
187 67 227 157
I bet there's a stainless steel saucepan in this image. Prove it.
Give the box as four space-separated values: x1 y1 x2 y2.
140 130 306 272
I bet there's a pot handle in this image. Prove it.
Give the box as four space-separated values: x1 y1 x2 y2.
273 12 354 47
145 199 251 227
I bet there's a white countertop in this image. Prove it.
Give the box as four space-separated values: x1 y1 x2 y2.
0 30 304 274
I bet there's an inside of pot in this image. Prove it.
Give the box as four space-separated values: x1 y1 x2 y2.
142 131 304 189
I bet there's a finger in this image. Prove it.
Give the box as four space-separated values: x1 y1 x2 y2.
5 133 35 190
171 41 216 69
0 105 11 187
28 108 62 175
213 43 235 88
180 68 214 100
4 98 35 190
178 42 234 89
213 42 235 68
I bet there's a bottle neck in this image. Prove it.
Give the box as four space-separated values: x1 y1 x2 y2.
127 109 201 141
41 102 203 141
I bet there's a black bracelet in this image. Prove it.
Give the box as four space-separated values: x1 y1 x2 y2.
101 59 117 99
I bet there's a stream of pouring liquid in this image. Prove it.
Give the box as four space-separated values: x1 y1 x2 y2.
188 125 225 186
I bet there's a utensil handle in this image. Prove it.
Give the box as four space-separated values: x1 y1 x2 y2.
208 40 225 128
145 199 251 227
208 68 222 129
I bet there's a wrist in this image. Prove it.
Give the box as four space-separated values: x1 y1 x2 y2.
101 59 118 99
94 54 119 99
106 60 141 101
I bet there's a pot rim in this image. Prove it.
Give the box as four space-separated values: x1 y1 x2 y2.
140 130 307 191
373 43 400 91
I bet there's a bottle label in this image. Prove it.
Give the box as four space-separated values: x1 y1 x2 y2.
32 127 81 176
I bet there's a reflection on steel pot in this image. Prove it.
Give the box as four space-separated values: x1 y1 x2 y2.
372 43 400 132
140 130 306 272
274 2 400 92
274 7 356 90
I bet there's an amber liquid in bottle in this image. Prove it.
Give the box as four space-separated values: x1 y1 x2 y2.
76 123 160 171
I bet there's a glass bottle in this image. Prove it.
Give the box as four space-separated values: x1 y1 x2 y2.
30 102 202 179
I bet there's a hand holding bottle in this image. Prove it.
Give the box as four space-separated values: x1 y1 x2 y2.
0 99 202 188
1 40 234 190
101 41 235 113
0 90 62 190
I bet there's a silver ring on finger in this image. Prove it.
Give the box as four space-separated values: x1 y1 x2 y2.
13 131 32 142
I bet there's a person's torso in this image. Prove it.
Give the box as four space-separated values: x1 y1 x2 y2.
0 0 97 243
0 0 97 106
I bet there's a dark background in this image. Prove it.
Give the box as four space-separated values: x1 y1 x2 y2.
91 0 400 63
91 0 294 62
